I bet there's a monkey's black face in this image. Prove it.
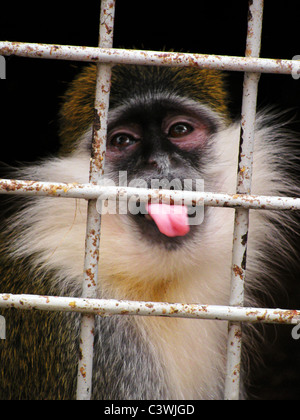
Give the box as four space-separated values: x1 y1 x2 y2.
105 96 220 249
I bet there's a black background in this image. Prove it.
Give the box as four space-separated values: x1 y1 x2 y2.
0 0 299 163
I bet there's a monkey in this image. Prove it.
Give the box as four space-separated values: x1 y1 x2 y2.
0 63 299 400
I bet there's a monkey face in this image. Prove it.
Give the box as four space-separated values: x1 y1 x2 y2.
103 95 222 250
64 65 229 252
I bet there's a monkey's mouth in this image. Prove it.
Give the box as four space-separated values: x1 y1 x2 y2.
144 203 190 238
130 200 194 240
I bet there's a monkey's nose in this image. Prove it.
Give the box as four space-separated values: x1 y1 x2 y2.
145 154 170 173
148 159 159 168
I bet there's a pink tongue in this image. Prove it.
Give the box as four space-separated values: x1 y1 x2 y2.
146 204 190 238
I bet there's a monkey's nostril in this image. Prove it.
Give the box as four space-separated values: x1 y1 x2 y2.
148 159 158 168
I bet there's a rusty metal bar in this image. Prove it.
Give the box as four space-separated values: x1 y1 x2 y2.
1 179 300 211
76 0 115 401
1 293 300 326
224 0 264 401
1 41 300 75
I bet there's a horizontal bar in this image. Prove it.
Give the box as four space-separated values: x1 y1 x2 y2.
0 293 299 325
1 42 300 75
1 179 300 211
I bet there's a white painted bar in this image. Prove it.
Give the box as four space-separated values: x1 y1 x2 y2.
1 41 299 75
225 0 264 401
1 179 300 211
76 0 116 401
0 293 299 326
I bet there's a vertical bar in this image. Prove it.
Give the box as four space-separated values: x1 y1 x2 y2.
76 0 116 401
224 0 264 401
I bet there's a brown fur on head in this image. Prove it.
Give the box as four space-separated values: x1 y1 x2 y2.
59 64 230 155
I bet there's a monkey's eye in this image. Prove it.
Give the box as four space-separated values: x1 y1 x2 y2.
168 123 194 138
110 133 138 148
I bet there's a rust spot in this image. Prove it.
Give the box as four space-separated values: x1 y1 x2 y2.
235 330 242 340
121 311 129 315
170 306 179 315
246 310 260 317
274 309 300 324
286 310 300 320
86 269 96 287
233 264 243 280
105 23 113 36
80 366 87 379
93 109 101 132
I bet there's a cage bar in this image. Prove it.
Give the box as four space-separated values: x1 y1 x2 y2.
1 179 300 211
224 0 264 401
0 293 300 326
76 0 116 401
1 42 300 76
